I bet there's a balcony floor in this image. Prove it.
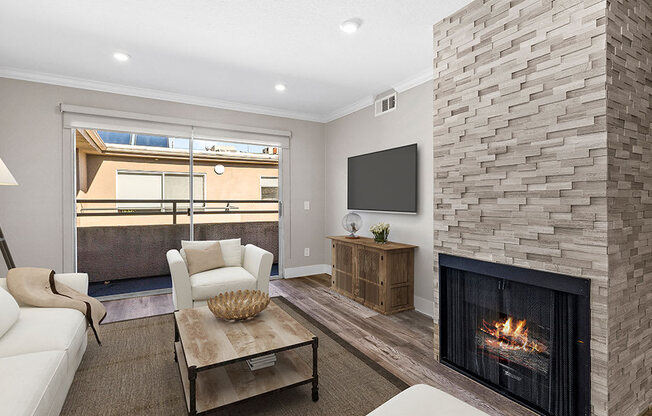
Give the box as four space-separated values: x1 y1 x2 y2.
89 275 172 300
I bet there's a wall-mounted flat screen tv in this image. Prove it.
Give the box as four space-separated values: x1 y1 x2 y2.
347 143 417 213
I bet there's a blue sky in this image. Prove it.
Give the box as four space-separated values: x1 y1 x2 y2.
97 130 267 153
171 138 266 154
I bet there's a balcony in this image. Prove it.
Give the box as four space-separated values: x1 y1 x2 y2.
76 199 279 284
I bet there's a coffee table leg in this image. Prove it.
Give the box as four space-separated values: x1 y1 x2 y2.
189 366 197 415
312 337 319 402
174 319 179 362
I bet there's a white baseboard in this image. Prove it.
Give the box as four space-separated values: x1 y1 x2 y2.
283 264 331 279
414 295 435 317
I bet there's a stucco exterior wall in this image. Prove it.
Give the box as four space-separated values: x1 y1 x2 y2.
76 154 278 226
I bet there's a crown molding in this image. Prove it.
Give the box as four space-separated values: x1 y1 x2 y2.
0 66 324 123
322 95 375 123
393 67 433 93
0 65 434 124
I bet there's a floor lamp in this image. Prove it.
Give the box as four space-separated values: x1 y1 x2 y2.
0 157 17 270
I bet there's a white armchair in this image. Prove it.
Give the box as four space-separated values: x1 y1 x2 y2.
166 243 273 310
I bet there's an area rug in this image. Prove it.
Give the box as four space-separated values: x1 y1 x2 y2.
61 297 407 415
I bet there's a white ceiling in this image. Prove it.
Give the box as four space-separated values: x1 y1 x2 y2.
0 0 470 122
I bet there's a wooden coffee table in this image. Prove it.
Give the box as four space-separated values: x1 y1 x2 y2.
174 302 319 415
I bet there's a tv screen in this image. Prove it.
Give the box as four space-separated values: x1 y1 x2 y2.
347 144 417 213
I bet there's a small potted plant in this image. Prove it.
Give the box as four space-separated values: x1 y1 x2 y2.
370 222 390 244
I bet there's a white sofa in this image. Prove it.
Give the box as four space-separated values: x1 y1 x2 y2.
0 273 89 416
166 243 273 310
367 384 490 416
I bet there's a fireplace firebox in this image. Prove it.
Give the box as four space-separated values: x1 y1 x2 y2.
439 254 590 416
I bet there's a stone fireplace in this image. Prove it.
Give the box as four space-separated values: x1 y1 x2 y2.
439 254 591 415
432 0 651 415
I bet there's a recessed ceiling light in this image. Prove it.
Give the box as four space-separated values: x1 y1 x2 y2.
275 83 287 92
113 52 131 62
340 18 362 34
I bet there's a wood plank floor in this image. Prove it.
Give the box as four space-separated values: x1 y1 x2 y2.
102 293 174 324
101 274 536 415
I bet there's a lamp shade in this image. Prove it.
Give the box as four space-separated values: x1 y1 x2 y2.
0 157 17 186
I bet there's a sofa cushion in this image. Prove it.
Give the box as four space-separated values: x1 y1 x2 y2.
182 238 242 267
367 384 489 416
0 286 19 338
189 266 256 301
0 307 87 358
185 241 226 276
0 350 68 416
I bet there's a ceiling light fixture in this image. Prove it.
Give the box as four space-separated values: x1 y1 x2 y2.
275 83 287 92
340 18 362 34
113 52 131 62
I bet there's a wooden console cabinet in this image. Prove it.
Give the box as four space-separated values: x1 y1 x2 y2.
327 236 416 314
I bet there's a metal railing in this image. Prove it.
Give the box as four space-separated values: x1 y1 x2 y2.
76 199 278 224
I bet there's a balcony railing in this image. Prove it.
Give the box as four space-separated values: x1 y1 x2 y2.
77 199 279 224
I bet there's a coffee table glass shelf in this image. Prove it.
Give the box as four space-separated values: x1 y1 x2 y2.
174 301 319 416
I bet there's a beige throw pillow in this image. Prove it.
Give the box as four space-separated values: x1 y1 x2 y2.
184 242 225 276
181 238 242 267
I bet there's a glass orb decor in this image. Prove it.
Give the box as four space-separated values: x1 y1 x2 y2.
342 212 363 239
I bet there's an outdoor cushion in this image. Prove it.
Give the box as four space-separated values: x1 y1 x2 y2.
0 307 86 359
0 286 19 338
0 350 68 416
189 266 256 301
182 239 242 267
184 241 225 275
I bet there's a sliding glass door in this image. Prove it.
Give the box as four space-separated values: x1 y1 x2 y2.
189 136 281 277
74 129 191 296
74 127 281 296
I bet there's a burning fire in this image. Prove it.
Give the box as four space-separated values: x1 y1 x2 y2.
481 317 546 353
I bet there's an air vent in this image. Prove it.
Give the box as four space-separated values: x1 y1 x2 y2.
374 90 397 117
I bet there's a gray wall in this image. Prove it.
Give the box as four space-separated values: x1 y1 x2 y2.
77 221 278 282
323 81 434 316
0 76 434 315
0 77 325 277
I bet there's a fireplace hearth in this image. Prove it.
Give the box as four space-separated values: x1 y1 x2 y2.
439 254 590 416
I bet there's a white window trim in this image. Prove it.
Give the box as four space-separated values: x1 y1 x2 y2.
61 104 291 148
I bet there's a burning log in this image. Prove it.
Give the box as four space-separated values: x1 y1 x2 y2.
480 317 546 353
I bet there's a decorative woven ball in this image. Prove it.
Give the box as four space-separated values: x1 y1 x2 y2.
207 290 270 321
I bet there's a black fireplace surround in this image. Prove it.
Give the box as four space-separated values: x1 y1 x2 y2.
439 254 590 416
